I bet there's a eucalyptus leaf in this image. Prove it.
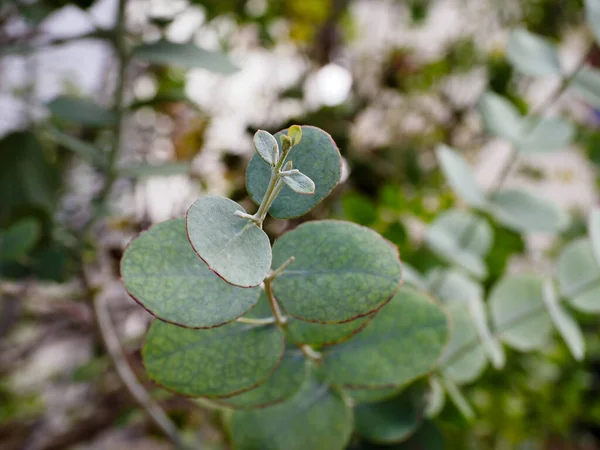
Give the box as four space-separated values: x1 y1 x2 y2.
426 268 483 306
246 126 342 219
542 281 585 361
47 126 107 167
572 66 600 108
585 0 600 45
468 296 505 369
121 219 260 328
478 92 523 142
488 189 569 233
214 349 308 409
517 117 575 153
402 263 427 290
320 287 449 388
489 274 553 351
253 130 279 166
47 95 117 127
229 378 353 450
345 386 405 405
142 320 284 398
436 145 487 208
439 302 488 384
425 210 493 279
506 29 561 76
186 196 271 287
117 161 191 177
424 377 445 418
588 208 600 265
281 170 315 194
133 40 238 73
558 238 600 313
0 218 41 261
271 220 402 323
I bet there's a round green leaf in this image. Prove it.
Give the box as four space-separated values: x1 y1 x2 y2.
320 286 449 388
436 145 487 208
0 218 40 261
426 268 483 306
506 29 561 76
439 303 487 385
573 67 600 108
143 320 284 398
489 274 553 351
287 314 372 347
558 238 600 312
229 378 353 450
271 220 402 323
345 386 405 405
517 117 575 153
542 281 585 361
214 348 308 409
354 385 426 444
121 219 260 328
47 95 117 127
488 189 569 233
186 196 271 287
425 210 492 278
246 126 342 219
478 92 523 142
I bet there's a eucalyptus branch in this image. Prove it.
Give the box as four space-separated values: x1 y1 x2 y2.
300 344 323 361
266 256 295 281
236 316 277 325
263 278 287 326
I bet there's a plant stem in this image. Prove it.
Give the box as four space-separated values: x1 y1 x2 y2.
300 344 323 361
263 278 287 326
266 256 295 281
236 316 277 325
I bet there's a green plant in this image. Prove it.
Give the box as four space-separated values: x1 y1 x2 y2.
120 124 450 449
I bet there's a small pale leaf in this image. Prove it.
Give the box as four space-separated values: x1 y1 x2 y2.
253 130 278 165
436 145 487 208
281 170 315 194
558 238 600 313
572 66 600 108
506 29 561 76
186 196 272 287
478 92 523 142
589 208 600 266
468 296 505 369
517 117 575 153
585 0 600 45
288 125 302 145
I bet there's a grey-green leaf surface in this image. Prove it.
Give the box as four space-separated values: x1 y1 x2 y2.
229 378 353 450
281 170 315 194
246 126 342 219
354 386 425 444
468 296 505 369
117 161 191 177
143 320 284 398
506 29 561 76
345 386 405 405
271 220 402 323
186 196 271 287
436 145 487 208
320 287 449 388
572 66 600 107
517 117 575 153
253 130 278 165
426 268 483 306
439 302 487 384
558 238 600 312
132 40 238 73
0 218 41 261
214 349 308 409
402 263 427 290
425 210 492 278
586 0 600 45
478 92 523 142
542 281 585 361
47 95 117 127
588 208 600 265
121 219 260 328
488 189 569 233
489 274 553 351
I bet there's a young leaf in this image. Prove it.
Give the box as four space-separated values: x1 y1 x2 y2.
213 348 308 409
478 92 523 142
142 320 284 398
468 296 505 369
0 218 41 261
585 0 600 45
229 378 353 450
558 238 600 313
489 274 553 351
487 189 569 233
436 145 487 208
588 208 600 265
542 281 585 361
439 302 488 385
573 66 600 107
354 384 426 444
288 125 302 145
253 130 279 166
517 117 575 153
47 95 117 127
132 40 238 73
271 220 402 323
425 210 493 279
280 170 315 194
506 29 561 76
121 219 260 328
186 196 272 287
246 126 342 219
320 287 449 388
117 162 191 178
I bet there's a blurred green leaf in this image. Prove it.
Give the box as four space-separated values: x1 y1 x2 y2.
585 0 600 45
436 145 487 208
572 66 600 107
46 126 107 167
342 193 378 226
0 218 41 261
117 161 191 177
506 29 561 76
478 92 523 142
47 95 117 127
558 238 600 313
